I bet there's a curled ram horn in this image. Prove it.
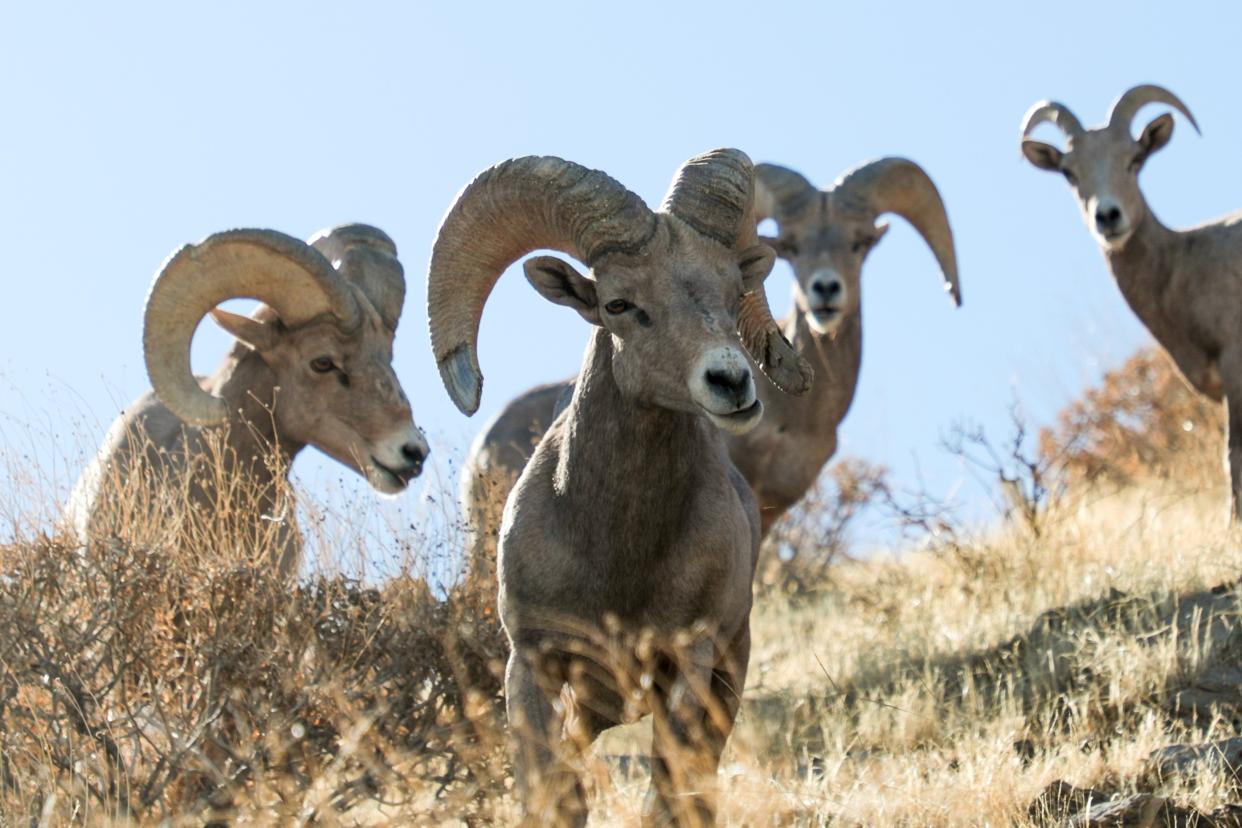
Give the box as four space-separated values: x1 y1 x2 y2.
665 148 813 395
835 157 961 307
427 156 657 415
144 229 359 426
309 223 406 333
753 163 818 224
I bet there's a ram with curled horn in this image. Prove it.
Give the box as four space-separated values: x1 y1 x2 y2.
428 149 810 826
1021 83 1242 521
459 155 959 584
66 224 429 575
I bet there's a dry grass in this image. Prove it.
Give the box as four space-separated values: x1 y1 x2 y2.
736 481 1242 825
4 346 1242 825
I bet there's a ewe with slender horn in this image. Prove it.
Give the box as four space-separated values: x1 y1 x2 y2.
1108 84 1200 136
460 154 960 578
431 149 809 825
68 224 428 575
1018 84 1242 521
1021 101 1086 142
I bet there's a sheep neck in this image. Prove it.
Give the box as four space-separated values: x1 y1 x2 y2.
201 345 304 481
1105 206 1181 332
786 306 863 428
555 329 711 551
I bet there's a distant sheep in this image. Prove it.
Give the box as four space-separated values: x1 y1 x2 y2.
1021 84 1242 519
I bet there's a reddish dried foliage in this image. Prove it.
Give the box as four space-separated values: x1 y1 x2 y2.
1039 347 1224 487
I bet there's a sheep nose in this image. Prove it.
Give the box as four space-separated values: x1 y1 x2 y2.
705 365 752 408
401 442 427 471
1095 205 1123 232
810 276 843 301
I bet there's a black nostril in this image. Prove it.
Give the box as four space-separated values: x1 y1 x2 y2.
706 367 751 401
1095 206 1122 227
812 280 842 299
401 443 427 465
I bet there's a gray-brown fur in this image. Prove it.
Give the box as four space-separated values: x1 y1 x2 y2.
67 224 428 574
460 381 570 589
1021 84 1242 520
428 149 809 826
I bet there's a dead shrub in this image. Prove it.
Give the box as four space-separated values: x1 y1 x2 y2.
0 455 509 824
1040 346 1223 488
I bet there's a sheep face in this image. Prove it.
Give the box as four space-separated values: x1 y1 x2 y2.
212 297 428 494
522 219 775 434
767 195 887 336
1023 114 1175 252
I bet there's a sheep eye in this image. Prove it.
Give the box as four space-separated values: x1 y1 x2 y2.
310 356 336 373
1061 168 1078 185
604 299 632 315
852 237 874 254
782 237 800 256
1128 155 1143 172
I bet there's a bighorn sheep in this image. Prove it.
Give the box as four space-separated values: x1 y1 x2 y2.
1019 84 1242 518
429 150 811 825
68 224 428 573
460 157 958 574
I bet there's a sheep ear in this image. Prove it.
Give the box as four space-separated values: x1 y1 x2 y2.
738 243 777 293
1138 113 1175 159
1021 140 1064 172
524 255 601 325
210 308 279 352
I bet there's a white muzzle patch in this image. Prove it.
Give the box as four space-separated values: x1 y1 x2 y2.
804 268 847 335
690 345 762 434
364 422 429 494
1087 194 1132 251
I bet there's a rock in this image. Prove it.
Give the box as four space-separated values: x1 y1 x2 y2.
1028 781 1222 827
1165 665 1242 725
1027 780 1106 824
1067 793 1204 827
1150 737 1242 782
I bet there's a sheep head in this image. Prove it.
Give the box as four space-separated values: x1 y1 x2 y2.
427 149 812 434
754 158 960 337
143 225 428 493
1021 84 1200 251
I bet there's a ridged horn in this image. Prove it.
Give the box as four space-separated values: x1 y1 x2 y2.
144 229 359 426
665 148 812 395
1108 84 1200 136
309 223 405 332
428 156 658 414
661 148 757 247
834 157 961 307
1020 101 1085 141
753 163 818 223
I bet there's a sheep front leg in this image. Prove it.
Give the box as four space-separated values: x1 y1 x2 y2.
644 638 729 828
1221 349 1242 523
506 649 588 828
1225 395 1242 523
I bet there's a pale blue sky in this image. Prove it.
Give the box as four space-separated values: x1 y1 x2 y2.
2 1 1240 562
